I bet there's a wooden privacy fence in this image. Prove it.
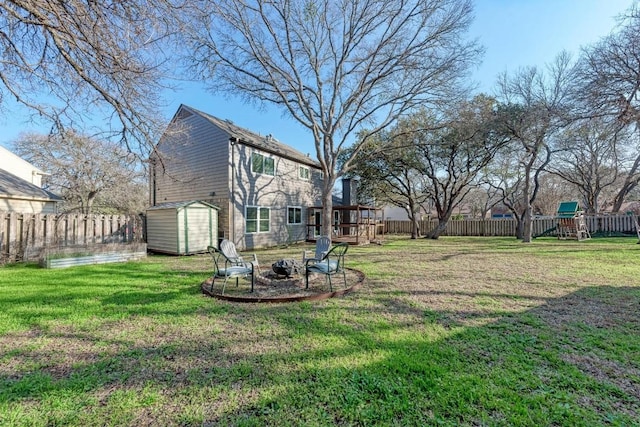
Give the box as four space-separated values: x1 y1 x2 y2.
385 214 639 237
0 212 144 263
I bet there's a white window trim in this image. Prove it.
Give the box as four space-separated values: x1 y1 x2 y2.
251 152 276 176
245 206 271 234
299 165 310 180
287 206 303 225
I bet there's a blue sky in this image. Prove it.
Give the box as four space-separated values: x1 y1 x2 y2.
0 0 633 156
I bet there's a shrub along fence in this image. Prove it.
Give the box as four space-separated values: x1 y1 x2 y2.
0 212 145 264
385 214 638 237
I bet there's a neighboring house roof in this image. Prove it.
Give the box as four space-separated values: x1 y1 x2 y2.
0 145 48 186
0 168 62 202
178 104 321 169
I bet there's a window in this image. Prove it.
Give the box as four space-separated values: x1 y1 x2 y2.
252 153 275 176
288 206 302 224
246 206 270 233
299 166 310 180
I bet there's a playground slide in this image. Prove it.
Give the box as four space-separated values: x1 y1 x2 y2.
533 225 557 239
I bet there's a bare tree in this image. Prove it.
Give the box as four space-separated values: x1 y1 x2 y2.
531 172 577 216
462 185 502 219
495 53 573 242
576 4 640 127
483 148 529 238
186 0 482 234
13 131 148 215
0 1 183 154
575 3 640 211
546 118 622 213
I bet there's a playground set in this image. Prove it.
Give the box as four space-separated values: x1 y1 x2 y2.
535 201 591 241
556 201 591 240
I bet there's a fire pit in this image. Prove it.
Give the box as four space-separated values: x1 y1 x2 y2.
271 259 302 277
202 267 366 302
256 270 301 287
256 259 303 287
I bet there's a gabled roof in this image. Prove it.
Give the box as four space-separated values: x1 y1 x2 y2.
0 146 47 182
178 104 321 169
0 168 62 202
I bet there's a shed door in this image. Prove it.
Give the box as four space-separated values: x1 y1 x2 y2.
184 207 216 253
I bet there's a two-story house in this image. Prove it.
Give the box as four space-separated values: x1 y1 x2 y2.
150 104 323 250
0 145 61 213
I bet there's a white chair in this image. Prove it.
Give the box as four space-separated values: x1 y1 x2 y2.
305 242 349 291
219 239 260 273
302 236 331 264
208 239 260 294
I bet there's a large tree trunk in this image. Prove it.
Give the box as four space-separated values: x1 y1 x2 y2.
522 204 532 243
425 218 447 239
521 163 533 243
410 215 421 239
612 181 638 212
86 195 96 216
514 214 525 240
583 191 598 215
406 199 421 239
321 177 335 237
424 210 453 239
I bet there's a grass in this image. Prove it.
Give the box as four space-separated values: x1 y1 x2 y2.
0 235 639 426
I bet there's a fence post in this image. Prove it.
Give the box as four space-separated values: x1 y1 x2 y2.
0 212 6 259
8 213 19 261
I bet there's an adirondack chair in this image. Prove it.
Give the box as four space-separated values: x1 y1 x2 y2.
305 242 348 291
207 240 260 294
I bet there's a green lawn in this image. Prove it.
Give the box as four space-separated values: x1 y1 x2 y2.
1 236 639 426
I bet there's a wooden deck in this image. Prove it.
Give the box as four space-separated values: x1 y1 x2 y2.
306 204 385 246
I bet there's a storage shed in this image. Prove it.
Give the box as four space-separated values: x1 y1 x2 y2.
146 200 219 255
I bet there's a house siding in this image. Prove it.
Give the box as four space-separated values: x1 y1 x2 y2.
231 144 321 250
1 147 60 213
0 198 57 214
151 112 230 206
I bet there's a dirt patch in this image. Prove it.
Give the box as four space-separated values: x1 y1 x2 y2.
201 268 365 302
